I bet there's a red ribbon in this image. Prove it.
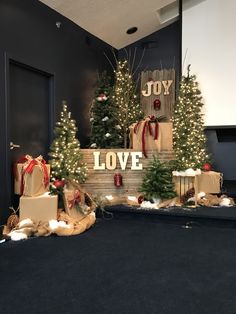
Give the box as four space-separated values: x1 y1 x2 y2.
142 122 148 158
134 121 140 134
68 190 81 209
148 121 153 137
13 155 32 181
20 159 38 195
134 117 159 158
154 122 159 140
40 159 49 188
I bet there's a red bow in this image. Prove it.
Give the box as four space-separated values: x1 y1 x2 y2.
68 190 81 209
134 117 159 158
13 155 32 181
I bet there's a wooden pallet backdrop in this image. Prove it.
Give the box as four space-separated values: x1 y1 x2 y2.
80 149 174 199
141 68 175 119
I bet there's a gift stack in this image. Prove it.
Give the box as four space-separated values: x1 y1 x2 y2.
14 155 58 222
129 115 173 157
173 168 223 206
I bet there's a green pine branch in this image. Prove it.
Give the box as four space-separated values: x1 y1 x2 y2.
48 101 87 183
173 67 210 170
140 156 176 201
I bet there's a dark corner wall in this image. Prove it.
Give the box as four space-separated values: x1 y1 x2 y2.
206 128 236 186
0 0 116 215
118 21 181 91
0 0 115 146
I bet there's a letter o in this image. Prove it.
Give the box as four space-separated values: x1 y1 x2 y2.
106 152 117 170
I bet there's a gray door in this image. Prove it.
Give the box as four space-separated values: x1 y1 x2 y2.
7 59 54 209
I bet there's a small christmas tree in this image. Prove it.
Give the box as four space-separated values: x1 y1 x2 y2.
112 60 144 148
173 65 209 170
48 101 87 183
90 72 122 148
140 156 176 201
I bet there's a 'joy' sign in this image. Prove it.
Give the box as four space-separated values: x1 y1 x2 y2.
142 80 173 97
93 151 143 170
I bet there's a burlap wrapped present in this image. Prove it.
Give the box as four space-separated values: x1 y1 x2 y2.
196 171 222 194
14 155 50 196
19 193 58 222
63 181 96 220
129 117 173 157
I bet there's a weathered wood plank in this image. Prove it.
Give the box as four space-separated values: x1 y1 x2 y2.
80 149 174 198
141 69 175 119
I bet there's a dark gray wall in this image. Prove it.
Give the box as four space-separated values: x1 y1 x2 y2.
206 128 236 181
0 0 115 145
118 21 181 87
0 0 115 217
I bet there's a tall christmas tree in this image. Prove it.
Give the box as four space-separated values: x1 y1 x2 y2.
49 101 87 183
140 156 176 201
112 60 144 148
173 65 209 170
90 72 123 148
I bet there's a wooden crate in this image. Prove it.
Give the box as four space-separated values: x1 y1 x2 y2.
80 149 174 199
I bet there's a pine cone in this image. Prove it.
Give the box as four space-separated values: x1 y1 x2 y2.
7 214 19 230
180 187 195 204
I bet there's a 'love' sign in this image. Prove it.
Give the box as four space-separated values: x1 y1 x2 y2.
93 151 143 170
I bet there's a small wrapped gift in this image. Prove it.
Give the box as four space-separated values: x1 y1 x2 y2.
63 181 96 221
14 155 50 196
196 171 222 194
19 193 58 222
129 116 173 157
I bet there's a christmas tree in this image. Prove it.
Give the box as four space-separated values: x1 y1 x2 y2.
140 156 176 201
48 101 87 183
112 59 144 148
90 72 123 148
173 65 209 170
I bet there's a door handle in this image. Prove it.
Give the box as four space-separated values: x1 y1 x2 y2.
10 142 20 150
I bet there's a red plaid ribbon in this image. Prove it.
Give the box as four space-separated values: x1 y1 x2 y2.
134 116 159 158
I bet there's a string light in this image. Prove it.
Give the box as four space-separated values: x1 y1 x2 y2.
113 59 144 148
173 72 209 170
48 102 87 182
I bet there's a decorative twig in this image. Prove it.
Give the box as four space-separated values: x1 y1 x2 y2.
182 48 188 74
9 206 19 214
103 52 115 71
133 47 146 75
187 64 191 77
131 47 137 73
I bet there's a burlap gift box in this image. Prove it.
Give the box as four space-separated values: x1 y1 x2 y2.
63 181 96 221
196 171 222 194
14 155 50 196
129 118 173 157
173 171 222 206
19 193 58 222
